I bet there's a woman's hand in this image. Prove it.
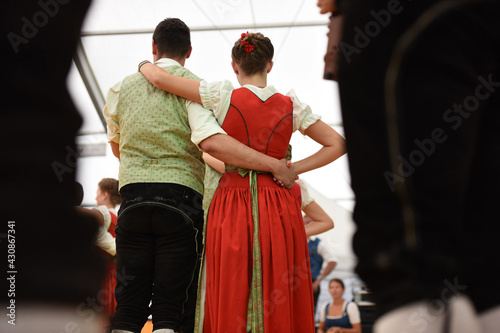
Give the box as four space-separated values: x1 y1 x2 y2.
312 278 322 292
327 327 345 333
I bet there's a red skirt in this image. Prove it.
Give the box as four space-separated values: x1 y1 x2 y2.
203 172 315 333
102 259 117 323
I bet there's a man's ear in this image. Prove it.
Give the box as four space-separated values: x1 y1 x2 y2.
185 46 192 59
152 39 158 56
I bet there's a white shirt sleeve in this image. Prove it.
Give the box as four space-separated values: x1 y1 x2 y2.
95 205 111 230
103 80 123 143
296 179 315 209
319 302 329 323
186 100 227 148
317 239 338 263
346 302 361 324
93 206 116 256
199 80 234 125
287 89 321 134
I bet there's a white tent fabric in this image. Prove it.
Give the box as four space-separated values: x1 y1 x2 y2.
70 0 357 271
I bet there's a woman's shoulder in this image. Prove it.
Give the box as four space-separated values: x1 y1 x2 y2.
321 301 331 312
200 80 234 92
346 300 359 309
345 300 362 324
345 300 361 316
199 80 235 111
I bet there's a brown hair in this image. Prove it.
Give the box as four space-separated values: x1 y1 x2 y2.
98 178 121 206
231 32 274 75
329 278 345 290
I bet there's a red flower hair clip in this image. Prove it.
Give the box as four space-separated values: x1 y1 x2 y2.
240 31 255 53
244 44 255 52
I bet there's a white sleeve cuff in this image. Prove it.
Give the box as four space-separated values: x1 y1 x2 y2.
187 101 227 148
287 89 321 134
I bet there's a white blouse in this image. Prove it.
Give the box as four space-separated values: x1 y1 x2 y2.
94 205 116 256
189 80 321 146
320 300 361 325
296 178 315 209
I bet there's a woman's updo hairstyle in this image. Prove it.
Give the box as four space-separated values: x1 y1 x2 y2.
231 32 274 75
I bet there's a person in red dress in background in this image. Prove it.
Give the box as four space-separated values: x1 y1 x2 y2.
139 32 346 332
94 178 121 326
74 178 121 331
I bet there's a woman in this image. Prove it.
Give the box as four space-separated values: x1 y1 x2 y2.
74 178 121 330
139 32 346 332
319 278 362 333
94 178 121 326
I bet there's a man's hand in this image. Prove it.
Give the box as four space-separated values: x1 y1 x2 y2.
313 278 321 292
271 159 298 189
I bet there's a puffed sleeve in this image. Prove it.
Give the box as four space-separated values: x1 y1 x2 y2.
296 178 315 209
346 302 361 324
104 80 123 143
317 239 338 263
186 101 227 148
199 80 234 124
94 206 116 256
95 205 111 230
319 302 329 323
287 89 321 134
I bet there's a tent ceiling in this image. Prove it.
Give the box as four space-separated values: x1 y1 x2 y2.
81 0 328 34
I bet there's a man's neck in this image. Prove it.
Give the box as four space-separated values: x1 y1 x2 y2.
156 54 186 66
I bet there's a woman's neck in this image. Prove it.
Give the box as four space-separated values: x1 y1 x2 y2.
238 72 267 88
100 202 115 210
332 298 344 305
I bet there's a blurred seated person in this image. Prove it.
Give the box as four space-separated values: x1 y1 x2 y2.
318 278 362 333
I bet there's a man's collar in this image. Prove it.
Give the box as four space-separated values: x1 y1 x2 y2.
155 58 182 67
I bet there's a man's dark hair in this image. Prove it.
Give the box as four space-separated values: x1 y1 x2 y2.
153 18 191 59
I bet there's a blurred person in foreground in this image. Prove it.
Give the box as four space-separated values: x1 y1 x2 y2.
0 0 106 332
331 0 500 332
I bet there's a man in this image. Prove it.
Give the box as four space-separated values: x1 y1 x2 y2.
104 18 296 333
